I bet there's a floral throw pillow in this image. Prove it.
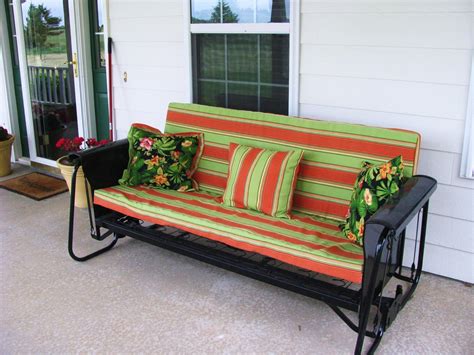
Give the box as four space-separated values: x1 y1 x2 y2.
340 155 405 245
119 124 203 192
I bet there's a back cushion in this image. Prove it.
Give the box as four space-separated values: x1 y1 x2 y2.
164 103 420 222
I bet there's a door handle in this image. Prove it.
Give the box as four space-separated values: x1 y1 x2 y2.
63 53 78 77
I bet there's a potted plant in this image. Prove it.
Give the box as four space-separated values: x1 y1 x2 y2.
0 126 15 177
56 137 109 208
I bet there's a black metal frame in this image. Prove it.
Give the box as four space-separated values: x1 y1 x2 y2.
67 139 437 354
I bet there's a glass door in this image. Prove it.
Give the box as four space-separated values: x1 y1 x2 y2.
16 0 80 162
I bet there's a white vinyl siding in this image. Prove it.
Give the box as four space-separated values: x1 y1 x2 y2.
108 1 187 137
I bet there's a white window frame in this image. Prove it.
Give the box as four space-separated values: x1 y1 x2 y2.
0 1 21 160
460 51 474 179
183 0 300 116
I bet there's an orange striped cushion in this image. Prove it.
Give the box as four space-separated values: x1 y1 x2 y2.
222 143 303 219
164 103 421 222
94 185 364 283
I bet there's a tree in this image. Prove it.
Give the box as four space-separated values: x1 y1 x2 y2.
210 1 239 23
24 4 62 58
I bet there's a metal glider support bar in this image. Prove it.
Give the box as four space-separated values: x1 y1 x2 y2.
67 163 118 262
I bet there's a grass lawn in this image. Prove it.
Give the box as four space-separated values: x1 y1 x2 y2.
27 28 67 56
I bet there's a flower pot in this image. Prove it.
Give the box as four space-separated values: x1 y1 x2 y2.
57 156 92 209
0 135 15 177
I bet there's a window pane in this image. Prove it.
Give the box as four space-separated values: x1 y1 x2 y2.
195 34 225 80
191 1 289 23
260 34 289 85
257 0 289 23
222 0 252 23
92 0 105 68
22 1 68 67
196 81 226 107
191 0 221 23
228 83 258 111
192 33 289 115
227 35 258 82
260 85 288 114
96 0 104 30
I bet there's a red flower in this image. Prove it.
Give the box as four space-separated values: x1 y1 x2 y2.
56 137 66 148
86 138 98 147
55 136 108 153
72 137 84 145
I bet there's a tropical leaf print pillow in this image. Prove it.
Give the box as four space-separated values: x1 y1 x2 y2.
119 124 203 192
340 155 405 245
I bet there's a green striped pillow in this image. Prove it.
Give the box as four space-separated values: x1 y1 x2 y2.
221 143 303 219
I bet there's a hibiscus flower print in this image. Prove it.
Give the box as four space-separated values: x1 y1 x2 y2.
154 174 169 186
139 137 154 151
181 140 193 148
171 150 181 161
364 188 373 206
378 162 393 180
120 125 202 191
347 232 357 242
145 155 160 170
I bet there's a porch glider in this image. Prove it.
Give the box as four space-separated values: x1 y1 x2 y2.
67 103 436 355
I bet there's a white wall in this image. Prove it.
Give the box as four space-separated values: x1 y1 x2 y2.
109 0 188 138
108 0 473 283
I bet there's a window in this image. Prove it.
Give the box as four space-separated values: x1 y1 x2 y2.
190 0 293 115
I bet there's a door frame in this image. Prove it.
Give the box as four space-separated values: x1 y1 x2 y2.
11 0 96 167
0 1 22 160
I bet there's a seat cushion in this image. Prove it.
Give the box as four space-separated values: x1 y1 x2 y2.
95 185 364 283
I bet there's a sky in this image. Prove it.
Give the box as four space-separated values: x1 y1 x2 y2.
22 0 65 25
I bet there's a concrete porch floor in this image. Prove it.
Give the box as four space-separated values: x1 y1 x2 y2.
1 164 473 354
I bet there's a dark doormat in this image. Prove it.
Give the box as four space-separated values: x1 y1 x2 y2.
0 172 68 201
